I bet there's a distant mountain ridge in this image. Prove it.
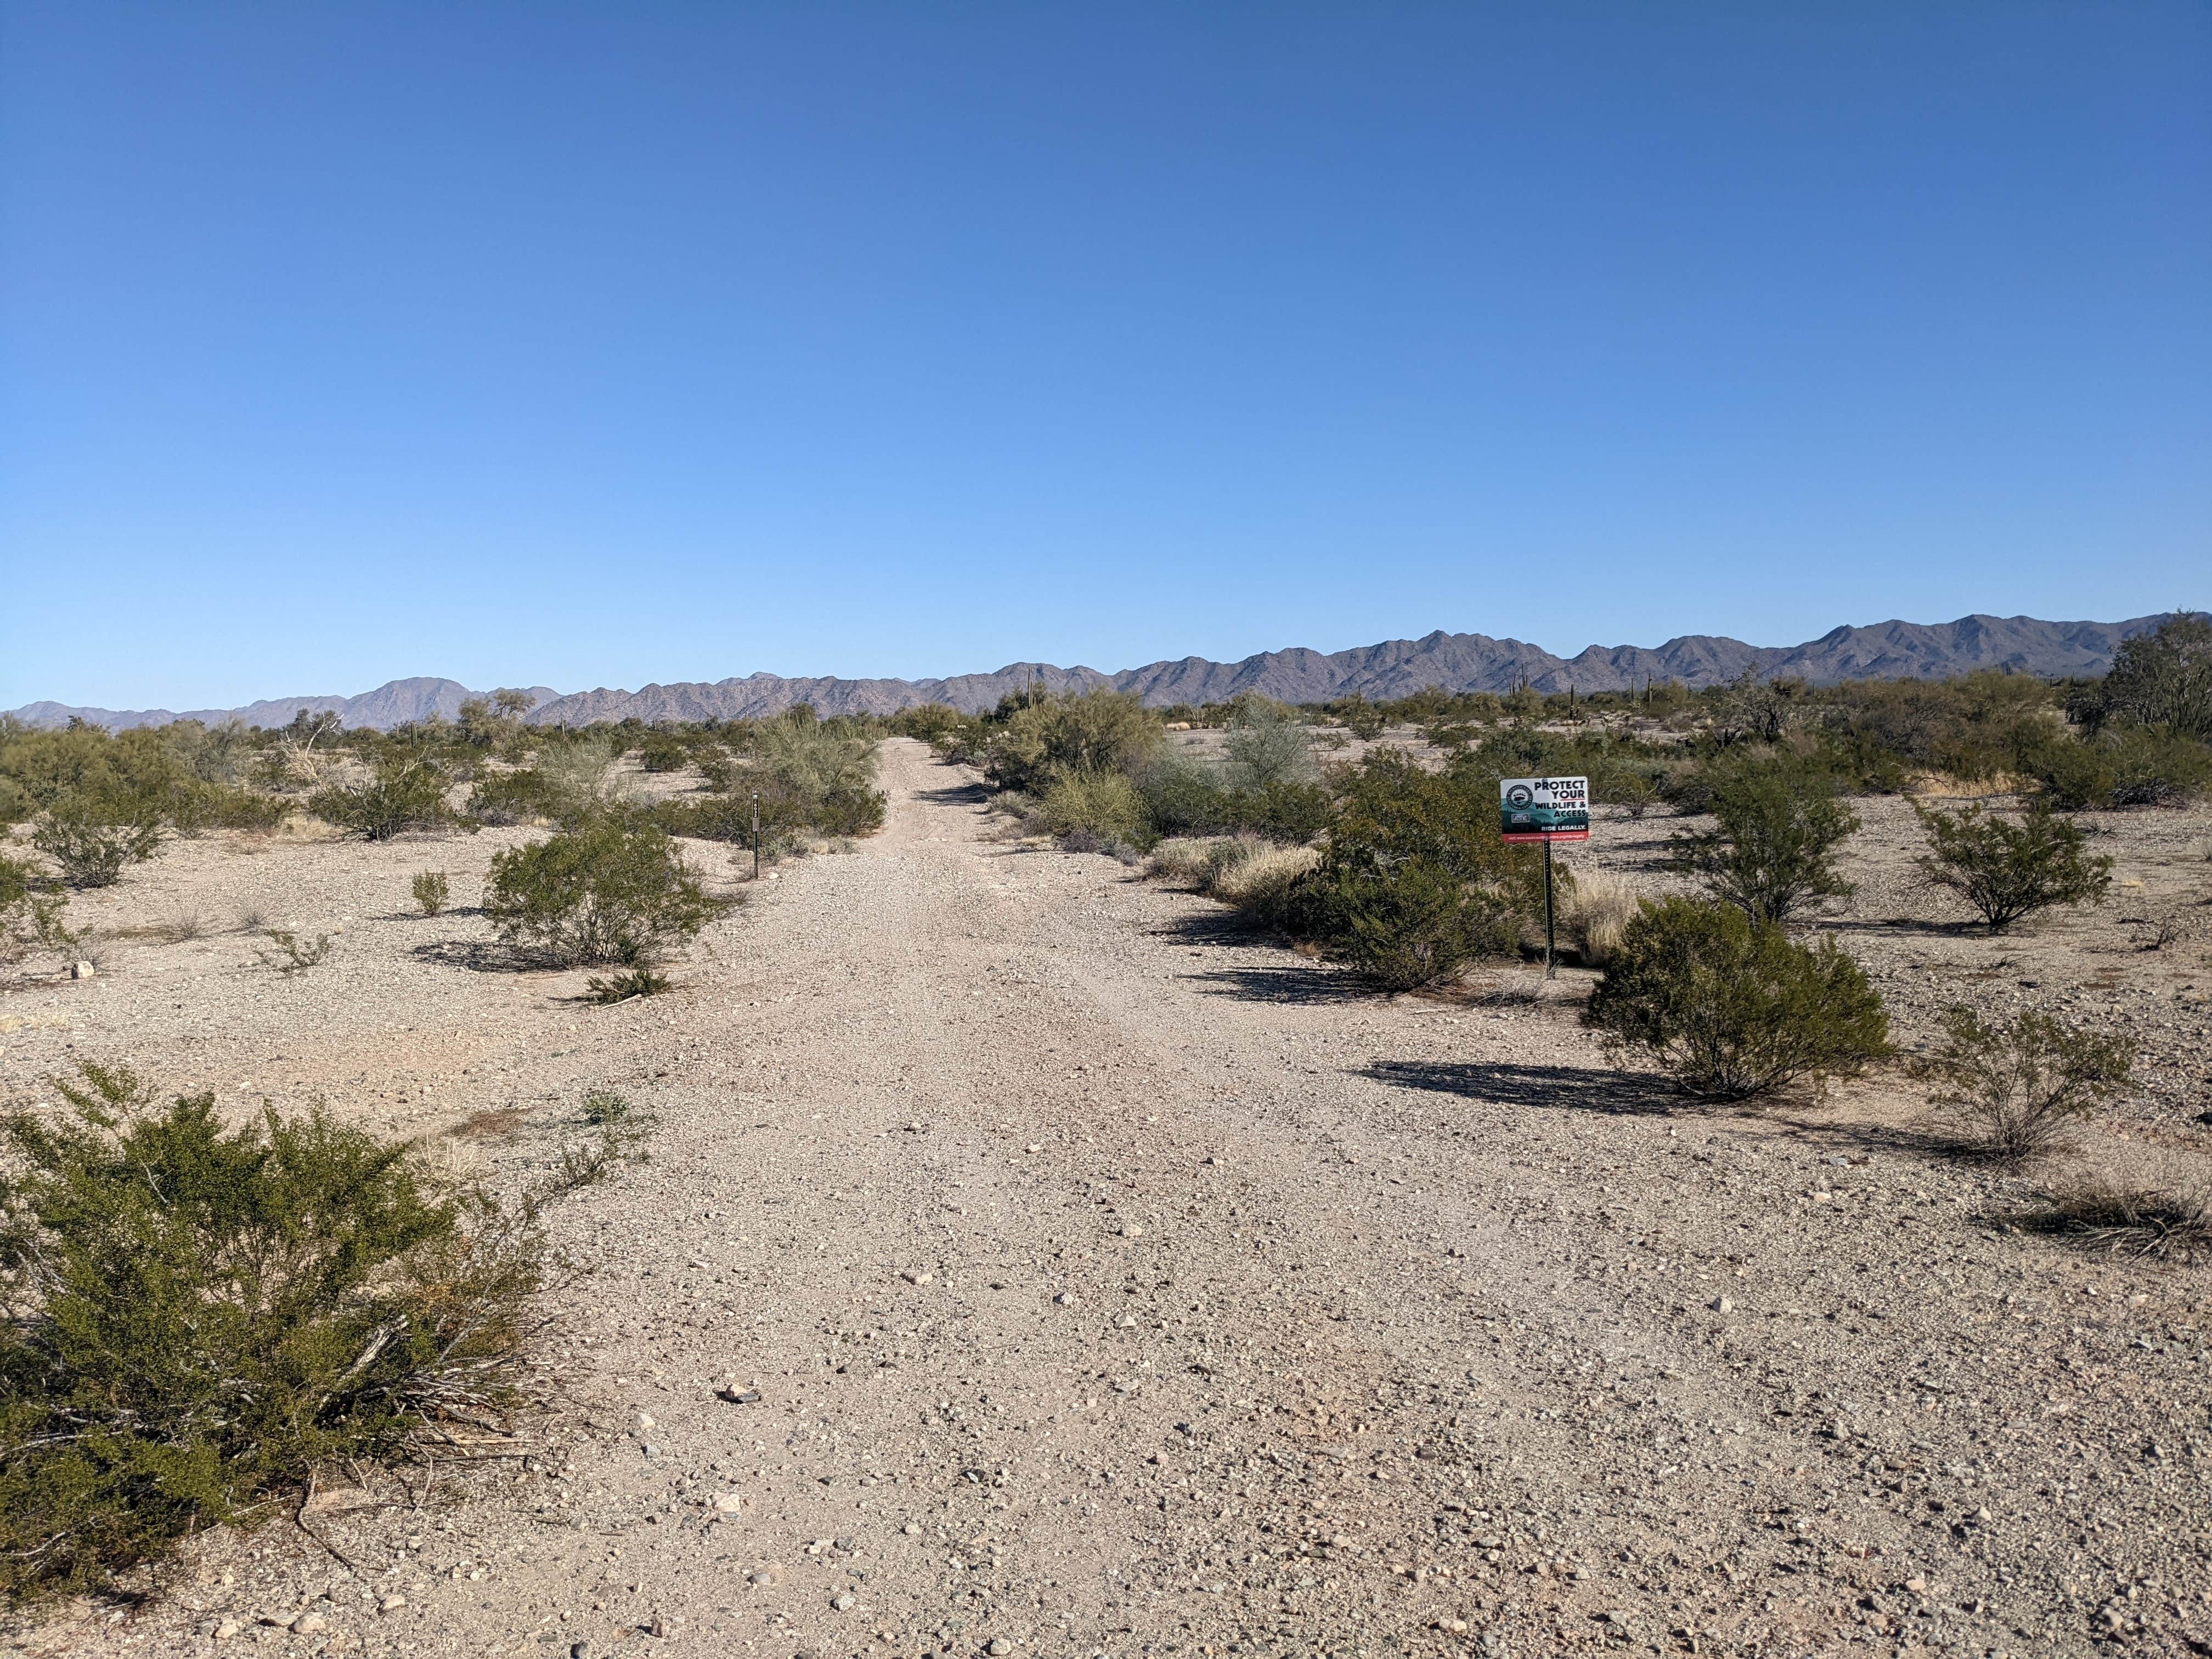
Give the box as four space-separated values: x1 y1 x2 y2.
8 613 2177 730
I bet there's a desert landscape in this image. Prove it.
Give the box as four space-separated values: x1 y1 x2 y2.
3 670 2208 1659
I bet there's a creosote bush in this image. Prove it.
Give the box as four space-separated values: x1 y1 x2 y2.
411 870 450 917
0 856 72 965
1585 897 1889 1101
1914 1006 2134 1163
1319 859 1514 991
1913 800 2112 930
1672 764 1858 924
310 757 459 841
30 799 163 889
0 1064 546 1606
484 816 724 967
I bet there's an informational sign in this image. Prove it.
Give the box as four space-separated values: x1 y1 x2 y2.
1498 775 1590 843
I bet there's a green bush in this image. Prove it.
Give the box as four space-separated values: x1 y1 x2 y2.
1671 763 1859 924
984 692 1163 795
2074 612 2211 738
2019 726 2212 809
1913 1005 2135 1163
1317 858 1513 990
0 1064 544 1606
256 929 334 973
30 797 164 888
1033 768 1153 851
1585 898 1890 1100
636 732 690 774
465 766 569 827
484 817 723 967
411 870 450 917
1222 705 1313 792
0 856 72 964
310 757 459 840
1913 800 2112 929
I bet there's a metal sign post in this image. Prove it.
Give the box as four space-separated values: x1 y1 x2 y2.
1499 775 1591 981
751 791 760 881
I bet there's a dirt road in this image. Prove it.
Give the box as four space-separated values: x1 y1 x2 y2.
16 740 2211 1658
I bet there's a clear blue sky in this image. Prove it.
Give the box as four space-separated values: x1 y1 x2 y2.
3 3 2207 710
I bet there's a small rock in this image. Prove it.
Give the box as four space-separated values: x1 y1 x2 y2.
988 1642 1012 1656
377 1595 408 1613
1118 1224 1143 1238
1024 1143 1043 1154
902 1522 922 1534
1711 1296 1733 1313
1053 1291 1076 1306
71 961 95 980
900 1270 935 1285
213 1620 242 1641
748 1565 783 1586
712 1491 746 1514
831 1592 857 1611
1904 1576 1928 1593
1116 1313 1138 1328
290 1612 329 1634
716 1383 763 1403
635 1412 657 1430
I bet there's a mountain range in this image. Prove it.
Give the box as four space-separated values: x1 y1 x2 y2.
7 612 2176 731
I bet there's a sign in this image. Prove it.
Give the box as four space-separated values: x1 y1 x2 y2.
1498 775 1589 843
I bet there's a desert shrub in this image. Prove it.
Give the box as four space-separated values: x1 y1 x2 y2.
2074 611 2212 738
985 692 1163 795
2019 726 2212 809
1210 844 1319 929
1136 753 1238 839
1601 770 1658 819
1032 768 1152 851
484 817 722 967
584 966 670 1002
30 797 164 888
2021 1178 2212 1262
636 732 690 774
1585 897 1889 1100
1316 859 1516 991
1671 763 1859 924
165 781 287 836
1913 1006 2135 1163
256 929 334 973
1562 868 1639 967
310 757 458 841
886 703 964 743
0 856 72 964
1222 705 1313 792
1914 800 2112 929
412 871 450 917
0 1064 544 1606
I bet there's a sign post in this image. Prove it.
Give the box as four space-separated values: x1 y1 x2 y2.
1498 775 1590 979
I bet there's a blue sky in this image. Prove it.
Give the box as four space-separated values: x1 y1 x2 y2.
3 3 2207 710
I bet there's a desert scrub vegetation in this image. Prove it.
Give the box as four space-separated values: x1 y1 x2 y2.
1913 800 2112 929
256 929 334 973
1560 867 1638 968
1585 897 1890 1101
0 856 72 966
28 797 165 889
1290 749 1549 989
1671 758 1859 924
0 1064 549 1606
309 754 462 840
484 815 726 968
1914 1006 2135 1163
411 870 450 916
2019 1178 2212 1263
649 709 886 845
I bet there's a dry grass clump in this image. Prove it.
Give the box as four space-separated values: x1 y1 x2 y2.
1562 869 1639 967
1210 843 1319 928
2020 1179 2212 1262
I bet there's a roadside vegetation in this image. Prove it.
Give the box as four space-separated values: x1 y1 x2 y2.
0 1063 648 1606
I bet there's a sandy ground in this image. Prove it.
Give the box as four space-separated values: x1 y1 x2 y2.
4 739 2210 1659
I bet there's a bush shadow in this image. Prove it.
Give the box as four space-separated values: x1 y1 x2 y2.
408 939 542 975
1361 1059 1682 1115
